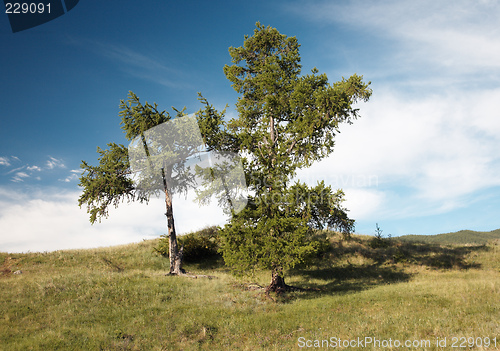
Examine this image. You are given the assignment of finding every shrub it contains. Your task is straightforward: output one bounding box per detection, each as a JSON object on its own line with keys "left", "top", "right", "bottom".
{"left": 369, "top": 223, "right": 392, "bottom": 249}
{"left": 310, "top": 237, "right": 332, "bottom": 258}
{"left": 152, "top": 237, "right": 170, "bottom": 258}
{"left": 153, "top": 226, "right": 221, "bottom": 262}
{"left": 303, "top": 230, "right": 333, "bottom": 262}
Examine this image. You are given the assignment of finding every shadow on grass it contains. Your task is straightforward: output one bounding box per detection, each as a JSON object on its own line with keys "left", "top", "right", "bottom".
{"left": 183, "top": 255, "right": 226, "bottom": 272}
{"left": 289, "top": 263, "right": 411, "bottom": 296}
{"left": 283, "top": 239, "right": 490, "bottom": 300}
{"left": 350, "top": 239, "right": 488, "bottom": 269}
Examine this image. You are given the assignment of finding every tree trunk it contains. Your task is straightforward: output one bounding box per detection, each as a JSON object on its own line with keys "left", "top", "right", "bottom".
{"left": 266, "top": 266, "right": 287, "bottom": 294}
{"left": 162, "top": 167, "right": 185, "bottom": 275}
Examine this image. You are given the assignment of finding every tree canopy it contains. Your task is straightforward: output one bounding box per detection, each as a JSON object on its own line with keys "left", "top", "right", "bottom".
{"left": 78, "top": 23, "right": 372, "bottom": 290}
{"left": 198, "top": 23, "right": 372, "bottom": 292}
{"left": 78, "top": 92, "right": 196, "bottom": 274}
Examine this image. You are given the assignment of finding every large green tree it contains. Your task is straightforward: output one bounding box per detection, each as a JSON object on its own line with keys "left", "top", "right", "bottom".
{"left": 78, "top": 91, "right": 197, "bottom": 275}
{"left": 197, "top": 23, "right": 372, "bottom": 292}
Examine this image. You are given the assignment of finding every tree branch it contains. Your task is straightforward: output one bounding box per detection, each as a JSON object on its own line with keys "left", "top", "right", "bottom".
{"left": 287, "top": 139, "right": 298, "bottom": 154}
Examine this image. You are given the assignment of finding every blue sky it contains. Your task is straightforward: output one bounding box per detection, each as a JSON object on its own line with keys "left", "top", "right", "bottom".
{"left": 1, "top": 0, "right": 500, "bottom": 252}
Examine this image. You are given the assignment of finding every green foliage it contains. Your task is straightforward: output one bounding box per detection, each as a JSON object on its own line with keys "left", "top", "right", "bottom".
{"left": 222, "top": 23, "right": 372, "bottom": 175}
{"left": 78, "top": 143, "right": 141, "bottom": 224}
{"left": 375, "top": 223, "right": 383, "bottom": 240}
{"left": 369, "top": 223, "right": 392, "bottom": 249}
{"left": 196, "top": 94, "right": 236, "bottom": 152}
{"left": 303, "top": 230, "right": 332, "bottom": 261}
{"left": 152, "top": 236, "right": 170, "bottom": 258}
{"left": 119, "top": 91, "right": 171, "bottom": 141}
{"left": 154, "top": 226, "right": 221, "bottom": 262}
{"left": 79, "top": 91, "right": 196, "bottom": 273}
{"left": 198, "top": 23, "right": 371, "bottom": 280}
{"left": 78, "top": 91, "right": 178, "bottom": 224}
{"left": 219, "top": 200, "right": 319, "bottom": 276}
{"left": 287, "top": 181, "right": 355, "bottom": 239}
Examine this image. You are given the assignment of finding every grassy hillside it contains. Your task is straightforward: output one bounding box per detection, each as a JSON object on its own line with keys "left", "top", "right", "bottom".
{"left": 1, "top": 233, "right": 499, "bottom": 350}
{"left": 398, "top": 228, "right": 500, "bottom": 245}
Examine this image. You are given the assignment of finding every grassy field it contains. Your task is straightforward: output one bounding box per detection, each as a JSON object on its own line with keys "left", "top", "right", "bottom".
{"left": 398, "top": 229, "right": 500, "bottom": 245}
{"left": 1, "top": 232, "right": 499, "bottom": 350}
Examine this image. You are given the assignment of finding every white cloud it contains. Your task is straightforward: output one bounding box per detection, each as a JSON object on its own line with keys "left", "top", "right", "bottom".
{"left": 294, "top": 88, "right": 500, "bottom": 221}
{"left": 0, "top": 157, "right": 10, "bottom": 167}
{"left": 288, "top": 0, "right": 500, "bottom": 224}
{"left": 342, "top": 188, "right": 386, "bottom": 220}
{"left": 27, "top": 165, "right": 42, "bottom": 172}
{"left": 2, "top": 157, "right": 74, "bottom": 183}
{"left": 0, "top": 187, "right": 228, "bottom": 253}
{"left": 6, "top": 166, "right": 25, "bottom": 175}
{"left": 11, "top": 172, "right": 30, "bottom": 183}
{"left": 293, "top": 0, "right": 500, "bottom": 87}
{"left": 59, "top": 170, "right": 82, "bottom": 183}
{"left": 60, "top": 175, "right": 78, "bottom": 182}
{"left": 98, "top": 43, "right": 174, "bottom": 74}
{"left": 46, "top": 157, "right": 66, "bottom": 170}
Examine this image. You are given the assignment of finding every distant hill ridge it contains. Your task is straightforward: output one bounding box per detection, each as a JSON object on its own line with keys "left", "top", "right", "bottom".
{"left": 397, "top": 229, "right": 500, "bottom": 245}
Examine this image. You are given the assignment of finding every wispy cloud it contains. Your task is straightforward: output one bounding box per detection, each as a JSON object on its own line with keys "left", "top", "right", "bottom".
{"left": 98, "top": 43, "right": 175, "bottom": 74}
{"left": 46, "top": 157, "right": 65, "bottom": 170}
{"left": 0, "top": 156, "right": 22, "bottom": 168}
{"left": 69, "top": 38, "right": 192, "bottom": 89}
{"left": 1, "top": 156, "right": 69, "bottom": 182}
{"left": 291, "top": 0, "right": 500, "bottom": 86}
{"left": 59, "top": 169, "right": 81, "bottom": 183}
{"left": 0, "top": 157, "right": 10, "bottom": 167}
{"left": 100, "top": 44, "right": 192, "bottom": 89}
{"left": 6, "top": 166, "right": 25, "bottom": 175}
{"left": 11, "top": 172, "right": 30, "bottom": 183}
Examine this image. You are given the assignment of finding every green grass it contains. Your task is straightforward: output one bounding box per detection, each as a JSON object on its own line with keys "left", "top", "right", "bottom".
{"left": 1, "top": 234, "right": 499, "bottom": 350}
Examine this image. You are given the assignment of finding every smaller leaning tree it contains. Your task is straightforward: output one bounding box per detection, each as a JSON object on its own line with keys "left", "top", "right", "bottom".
{"left": 78, "top": 91, "right": 200, "bottom": 275}
{"left": 197, "top": 23, "right": 372, "bottom": 293}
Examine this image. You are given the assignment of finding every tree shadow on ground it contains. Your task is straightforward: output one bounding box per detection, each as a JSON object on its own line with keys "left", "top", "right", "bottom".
{"left": 284, "top": 238, "right": 490, "bottom": 300}
{"left": 289, "top": 263, "right": 411, "bottom": 296}
{"left": 349, "top": 239, "right": 488, "bottom": 269}
{"left": 183, "top": 255, "right": 225, "bottom": 272}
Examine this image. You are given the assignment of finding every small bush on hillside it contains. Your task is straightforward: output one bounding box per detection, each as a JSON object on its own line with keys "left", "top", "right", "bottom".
{"left": 392, "top": 248, "right": 408, "bottom": 263}
{"left": 310, "top": 237, "right": 332, "bottom": 258}
{"left": 152, "top": 238, "right": 170, "bottom": 259}
{"left": 302, "top": 230, "right": 333, "bottom": 263}
{"left": 369, "top": 223, "right": 392, "bottom": 249}
{"left": 153, "top": 226, "right": 221, "bottom": 262}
